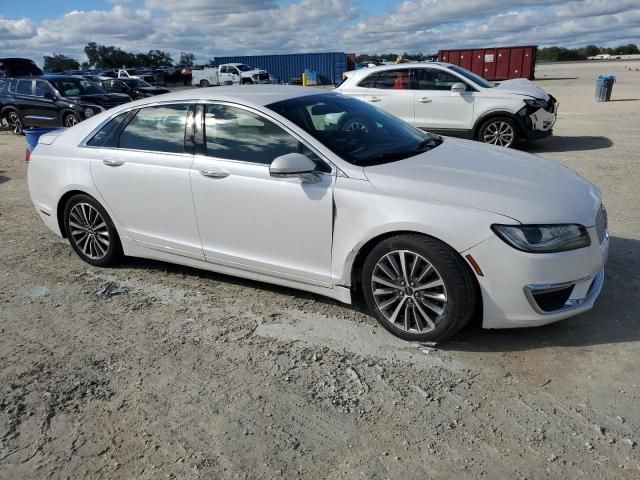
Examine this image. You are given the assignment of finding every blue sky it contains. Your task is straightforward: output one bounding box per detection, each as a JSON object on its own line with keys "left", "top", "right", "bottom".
{"left": 1, "top": 0, "right": 638, "bottom": 65}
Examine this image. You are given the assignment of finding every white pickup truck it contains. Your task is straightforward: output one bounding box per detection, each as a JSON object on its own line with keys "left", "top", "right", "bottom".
{"left": 191, "top": 63, "right": 270, "bottom": 87}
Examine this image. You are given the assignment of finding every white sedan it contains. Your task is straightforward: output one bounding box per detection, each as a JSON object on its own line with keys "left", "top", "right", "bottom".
{"left": 28, "top": 86, "right": 608, "bottom": 342}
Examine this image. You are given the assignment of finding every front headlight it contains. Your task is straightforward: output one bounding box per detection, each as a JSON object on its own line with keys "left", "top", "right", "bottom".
{"left": 491, "top": 224, "right": 591, "bottom": 253}
{"left": 84, "top": 107, "right": 95, "bottom": 118}
{"left": 524, "top": 98, "right": 547, "bottom": 109}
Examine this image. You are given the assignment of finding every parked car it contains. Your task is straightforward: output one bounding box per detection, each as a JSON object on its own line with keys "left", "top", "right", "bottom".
{"left": 0, "top": 75, "right": 131, "bottom": 134}
{"left": 0, "top": 57, "right": 43, "bottom": 78}
{"left": 27, "top": 86, "right": 607, "bottom": 342}
{"left": 335, "top": 62, "right": 558, "bottom": 148}
{"left": 99, "top": 78, "right": 169, "bottom": 99}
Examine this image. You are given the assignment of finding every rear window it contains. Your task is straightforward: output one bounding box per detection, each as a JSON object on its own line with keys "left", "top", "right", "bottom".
{"left": 118, "top": 104, "right": 189, "bottom": 153}
{"left": 86, "top": 112, "right": 131, "bottom": 147}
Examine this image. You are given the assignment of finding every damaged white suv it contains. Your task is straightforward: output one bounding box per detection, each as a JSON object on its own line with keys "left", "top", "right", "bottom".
{"left": 336, "top": 63, "right": 557, "bottom": 148}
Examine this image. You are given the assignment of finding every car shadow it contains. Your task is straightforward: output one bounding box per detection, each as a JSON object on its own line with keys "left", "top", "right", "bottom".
{"left": 608, "top": 98, "right": 640, "bottom": 102}
{"left": 0, "top": 173, "right": 10, "bottom": 186}
{"left": 524, "top": 135, "right": 613, "bottom": 153}
{"left": 446, "top": 236, "right": 640, "bottom": 351}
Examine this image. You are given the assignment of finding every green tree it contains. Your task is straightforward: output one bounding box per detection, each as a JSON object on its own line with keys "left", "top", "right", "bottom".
{"left": 43, "top": 54, "right": 80, "bottom": 72}
{"left": 179, "top": 52, "right": 195, "bottom": 67}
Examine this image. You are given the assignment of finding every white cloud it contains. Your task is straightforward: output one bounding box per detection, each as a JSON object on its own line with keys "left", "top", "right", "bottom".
{"left": 0, "top": 1, "right": 638, "bottom": 65}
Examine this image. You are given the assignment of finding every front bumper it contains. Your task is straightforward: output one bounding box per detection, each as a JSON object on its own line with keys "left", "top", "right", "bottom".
{"left": 464, "top": 225, "right": 608, "bottom": 329}
{"left": 518, "top": 97, "right": 558, "bottom": 141}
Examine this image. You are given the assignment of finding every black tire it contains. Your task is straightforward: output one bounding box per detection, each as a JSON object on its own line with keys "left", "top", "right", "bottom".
{"left": 200, "top": 80, "right": 210, "bottom": 87}
{"left": 63, "top": 194, "right": 123, "bottom": 267}
{"left": 361, "top": 234, "right": 476, "bottom": 342}
{"left": 478, "top": 116, "right": 519, "bottom": 148}
{"left": 338, "top": 115, "right": 374, "bottom": 134}
{"left": 241, "top": 78, "right": 253, "bottom": 85}
{"left": 5, "top": 109, "right": 24, "bottom": 135}
{"left": 63, "top": 113, "right": 80, "bottom": 128}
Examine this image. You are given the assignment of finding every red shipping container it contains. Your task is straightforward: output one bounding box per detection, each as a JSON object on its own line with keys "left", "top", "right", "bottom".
{"left": 438, "top": 45, "right": 537, "bottom": 81}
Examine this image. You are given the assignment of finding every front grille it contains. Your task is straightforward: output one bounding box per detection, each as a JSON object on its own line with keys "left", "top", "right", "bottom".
{"left": 531, "top": 285, "right": 574, "bottom": 312}
{"left": 595, "top": 203, "right": 607, "bottom": 245}
{"left": 258, "top": 73, "right": 269, "bottom": 81}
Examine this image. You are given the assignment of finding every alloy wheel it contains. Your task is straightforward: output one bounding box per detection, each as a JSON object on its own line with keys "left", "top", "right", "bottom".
{"left": 483, "top": 121, "right": 515, "bottom": 147}
{"left": 370, "top": 249, "right": 448, "bottom": 333}
{"left": 8, "top": 112, "right": 23, "bottom": 135}
{"left": 68, "top": 203, "right": 110, "bottom": 260}
{"left": 64, "top": 115, "right": 79, "bottom": 127}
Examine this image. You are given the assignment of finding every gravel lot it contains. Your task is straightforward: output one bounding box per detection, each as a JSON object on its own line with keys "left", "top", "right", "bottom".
{"left": 1, "top": 61, "right": 639, "bottom": 479}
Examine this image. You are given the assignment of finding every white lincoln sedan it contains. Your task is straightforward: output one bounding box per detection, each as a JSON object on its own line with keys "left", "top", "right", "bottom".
{"left": 28, "top": 86, "right": 608, "bottom": 342}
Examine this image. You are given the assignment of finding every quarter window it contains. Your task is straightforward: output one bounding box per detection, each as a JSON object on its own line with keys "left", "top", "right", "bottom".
{"left": 204, "top": 104, "right": 312, "bottom": 165}
{"left": 86, "top": 112, "right": 131, "bottom": 147}
{"left": 414, "top": 69, "right": 465, "bottom": 91}
{"left": 357, "top": 74, "right": 378, "bottom": 88}
{"left": 16, "top": 80, "right": 33, "bottom": 95}
{"left": 119, "top": 104, "right": 189, "bottom": 153}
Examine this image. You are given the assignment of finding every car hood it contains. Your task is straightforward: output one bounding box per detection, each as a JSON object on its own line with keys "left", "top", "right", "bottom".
{"left": 493, "top": 78, "right": 550, "bottom": 101}
{"left": 363, "top": 138, "right": 601, "bottom": 226}
{"left": 136, "top": 86, "right": 170, "bottom": 94}
{"left": 66, "top": 93, "right": 131, "bottom": 107}
{"left": 243, "top": 69, "right": 267, "bottom": 76}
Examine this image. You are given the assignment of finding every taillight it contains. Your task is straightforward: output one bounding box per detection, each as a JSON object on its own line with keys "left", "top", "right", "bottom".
{"left": 26, "top": 147, "right": 31, "bottom": 162}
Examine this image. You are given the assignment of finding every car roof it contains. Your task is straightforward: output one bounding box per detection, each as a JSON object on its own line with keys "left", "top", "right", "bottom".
{"left": 130, "top": 85, "right": 332, "bottom": 108}
{"left": 348, "top": 62, "right": 454, "bottom": 77}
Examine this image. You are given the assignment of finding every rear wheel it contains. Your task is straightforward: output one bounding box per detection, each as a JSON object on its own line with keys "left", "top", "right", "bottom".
{"left": 64, "top": 113, "right": 80, "bottom": 127}
{"left": 199, "top": 80, "right": 210, "bottom": 87}
{"left": 5, "top": 110, "right": 23, "bottom": 135}
{"left": 361, "top": 234, "right": 476, "bottom": 342}
{"left": 479, "top": 116, "right": 519, "bottom": 148}
{"left": 63, "top": 194, "right": 122, "bottom": 267}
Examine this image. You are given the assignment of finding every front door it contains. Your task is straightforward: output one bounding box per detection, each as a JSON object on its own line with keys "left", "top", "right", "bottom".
{"left": 90, "top": 103, "right": 204, "bottom": 259}
{"left": 412, "top": 68, "right": 475, "bottom": 131}
{"left": 363, "top": 68, "right": 415, "bottom": 125}
{"left": 190, "top": 103, "right": 334, "bottom": 286}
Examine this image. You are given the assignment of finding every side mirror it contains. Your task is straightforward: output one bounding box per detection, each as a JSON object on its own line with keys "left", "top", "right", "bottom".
{"left": 270, "top": 153, "right": 316, "bottom": 177}
{"left": 451, "top": 83, "right": 467, "bottom": 94}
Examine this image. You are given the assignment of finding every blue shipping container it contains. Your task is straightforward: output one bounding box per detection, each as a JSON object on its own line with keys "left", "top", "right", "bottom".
{"left": 214, "top": 52, "right": 348, "bottom": 85}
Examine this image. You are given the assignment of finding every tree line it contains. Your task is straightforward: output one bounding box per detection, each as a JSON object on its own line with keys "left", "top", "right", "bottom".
{"left": 43, "top": 42, "right": 198, "bottom": 72}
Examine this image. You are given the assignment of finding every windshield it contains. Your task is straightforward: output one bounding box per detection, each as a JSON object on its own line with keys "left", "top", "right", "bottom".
{"left": 50, "top": 78, "right": 105, "bottom": 96}
{"left": 447, "top": 65, "right": 495, "bottom": 88}
{"left": 236, "top": 64, "right": 253, "bottom": 72}
{"left": 268, "top": 93, "right": 442, "bottom": 167}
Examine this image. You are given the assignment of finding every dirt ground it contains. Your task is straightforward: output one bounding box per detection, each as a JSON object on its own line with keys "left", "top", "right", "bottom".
{"left": 1, "top": 61, "right": 639, "bottom": 479}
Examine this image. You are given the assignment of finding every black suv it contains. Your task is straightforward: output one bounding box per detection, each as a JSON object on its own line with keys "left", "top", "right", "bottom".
{"left": 0, "top": 75, "right": 131, "bottom": 134}
{"left": 0, "top": 58, "right": 42, "bottom": 78}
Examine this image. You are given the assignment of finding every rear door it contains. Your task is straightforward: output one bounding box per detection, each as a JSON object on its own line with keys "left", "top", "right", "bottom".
{"left": 363, "top": 68, "right": 415, "bottom": 125}
{"left": 33, "top": 80, "right": 59, "bottom": 126}
{"left": 412, "top": 67, "right": 475, "bottom": 131}
{"left": 90, "top": 103, "right": 204, "bottom": 259}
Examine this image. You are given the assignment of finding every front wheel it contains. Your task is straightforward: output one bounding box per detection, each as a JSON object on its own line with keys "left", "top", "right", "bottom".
{"left": 361, "top": 234, "right": 476, "bottom": 342}
{"left": 64, "top": 113, "right": 80, "bottom": 127}
{"left": 478, "top": 116, "right": 519, "bottom": 148}
{"left": 63, "top": 194, "right": 123, "bottom": 267}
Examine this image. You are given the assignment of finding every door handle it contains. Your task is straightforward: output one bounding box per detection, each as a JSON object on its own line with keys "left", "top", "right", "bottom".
{"left": 200, "top": 168, "right": 230, "bottom": 179}
{"left": 103, "top": 158, "right": 125, "bottom": 167}
{"left": 418, "top": 97, "right": 432, "bottom": 103}
{"left": 368, "top": 97, "right": 381, "bottom": 102}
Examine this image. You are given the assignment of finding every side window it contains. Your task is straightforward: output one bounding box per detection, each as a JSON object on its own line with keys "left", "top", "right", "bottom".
{"left": 119, "top": 104, "right": 189, "bottom": 153}
{"left": 357, "top": 74, "right": 378, "bottom": 88}
{"left": 205, "top": 104, "right": 302, "bottom": 165}
{"left": 34, "top": 81, "right": 54, "bottom": 98}
{"left": 371, "top": 69, "right": 410, "bottom": 90}
{"left": 86, "top": 111, "right": 131, "bottom": 147}
{"left": 220, "top": 66, "right": 228, "bottom": 74}
{"left": 16, "top": 80, "right": 33, "bottom": 95}
{"left": 414, "top": 69, "right": 466, "bottom": 91}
